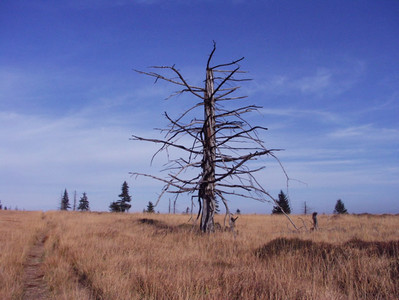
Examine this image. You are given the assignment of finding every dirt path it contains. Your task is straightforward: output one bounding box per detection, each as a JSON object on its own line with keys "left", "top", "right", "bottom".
{"left": 22, "top": 232, "right": 49, "bottom": 300}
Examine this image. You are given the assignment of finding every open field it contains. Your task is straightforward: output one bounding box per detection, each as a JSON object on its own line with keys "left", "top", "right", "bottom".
{"left": 0, "top": 211, "right": 398, "bottom": 299}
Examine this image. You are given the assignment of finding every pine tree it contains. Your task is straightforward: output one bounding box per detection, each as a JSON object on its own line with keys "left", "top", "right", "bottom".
{"left": 272, "top": 190, "right": 291, "bottom": 214}
{"left": 334, "top": 199, "right": 348, "bottom": 214}
{"left": 146, "top": 201, "right": 155, "bottom": 213}
{"left": 60, "top": 189, "right": 70, "bottom": 211}
{"left": 109, "top": 201, "right": 122, "bottom": 212}
{"left": 109, "top": 181, "right": 132, "bottom": 212}
{"left": 78, "top": 192, "right": 90, "bottom": 211}
{"left": 119, "top": 181, "right": 132, "bottom": 212}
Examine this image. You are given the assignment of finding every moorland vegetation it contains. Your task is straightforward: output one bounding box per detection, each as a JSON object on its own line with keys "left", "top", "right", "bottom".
{"left": 0, "top": 210, "right": 398, "bottom": 299}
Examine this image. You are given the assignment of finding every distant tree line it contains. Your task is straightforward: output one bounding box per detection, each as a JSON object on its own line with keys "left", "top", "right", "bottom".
{"left": 58, "top": 181, "right": 135, "bottom": 213}
{"left": 53, "top": 183, "right": 350, "bottom": 215}
{"left": 0, "top": 200, "right": 21, "bottom": 211}
{"left": 60, "top": 189, "right": 90, "bottom": 211}
{"left": 269, "top": 191, "right": 349, "bottom": 215}
{"left": 4, "top": 186, "right": 350, "bottom": 215}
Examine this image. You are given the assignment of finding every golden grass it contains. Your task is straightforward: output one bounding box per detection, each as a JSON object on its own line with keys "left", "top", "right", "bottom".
{"left": 0, "top": 210, "right": 47, "bottom": 299}
{"left": 1, "top": 211, "right": 398, "bottom": 299}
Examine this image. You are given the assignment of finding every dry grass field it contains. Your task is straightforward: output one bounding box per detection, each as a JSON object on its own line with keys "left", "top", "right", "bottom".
{"left": 0, "top": 210, "right": 398, "bottom": 299}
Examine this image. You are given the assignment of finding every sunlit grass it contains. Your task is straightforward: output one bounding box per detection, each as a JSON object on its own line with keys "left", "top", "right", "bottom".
{"left": 1, "top": 211, "right": 398, "bottom": 299}
{"left": 0, "top": 210, "right": 46, "bottom": 299}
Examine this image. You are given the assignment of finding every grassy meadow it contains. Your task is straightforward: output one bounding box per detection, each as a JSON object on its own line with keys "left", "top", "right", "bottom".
{"left": 0, "top": 210, "right": 398, "bottom": 299}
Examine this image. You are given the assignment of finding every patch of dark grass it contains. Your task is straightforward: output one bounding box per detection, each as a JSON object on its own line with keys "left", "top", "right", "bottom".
{"left": 255, "top": 237, "right": 399, "bottom": 299}
{"left": 137, "top": 218, "right": 198, "bottom": 234}
{"left": 343, "top": 238, "right": 399, "bottom": 257}
{"left": 139, "top": 218, "right": 170, "bottom": 228}
{"left": 255, "top": 237, "right": 399, "bottom": 260}
{"left": 72, "top": 264, "right": 104, "bottom": 300}
{"left": 255, "top": 237, "right": 345, "bottom": 261}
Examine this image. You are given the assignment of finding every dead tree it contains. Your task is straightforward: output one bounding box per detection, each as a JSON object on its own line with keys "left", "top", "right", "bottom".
{"left": 230, "top": 216, "right": 238, "bottom": 231}
{"left": 131, "top": 43, "right": 297, "bottom": 233}
{"left": 312, "top": 212, "right": 318, "bottom": 231}
{"left": 73, "top": 190, "right": 77, "bottom": 211}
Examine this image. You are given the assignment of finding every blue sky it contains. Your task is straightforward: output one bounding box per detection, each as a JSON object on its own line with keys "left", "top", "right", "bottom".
{"left": 1, "top": 0, "right": 398, "bottom": 214}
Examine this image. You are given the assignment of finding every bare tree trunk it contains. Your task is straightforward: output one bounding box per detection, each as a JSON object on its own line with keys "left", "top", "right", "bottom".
{"left": 200, "top": 68, "right": 217, "bottom": 232}
{"left": 73, "top": 190, "right": 77, "bottom": 211}
{"left": 312, "top": 212, "right": 318, "bottom": 230}
{"left": 173, "top": 198, "right": 176, "bottom": 214}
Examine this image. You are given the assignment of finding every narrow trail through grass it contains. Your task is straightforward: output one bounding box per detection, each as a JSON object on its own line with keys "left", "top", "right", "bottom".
{"left": 22, "top": 230, "right": 49, "bottom": 300}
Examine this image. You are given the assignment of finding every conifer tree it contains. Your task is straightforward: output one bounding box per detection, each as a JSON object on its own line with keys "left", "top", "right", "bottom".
{"left": 272, "top": 190, "right": 291, "bottom": 214}
{"left": 78, "top": 192, "right": 90, "bottom": 211}
{"left": 146, "top": 201, "right": 155, "bottom": 213}
{"left": 109, "top": 201, "right": 122, "bottom": 212}
{"left": 109, "top": 181, "right": 132, "bottom": 212}
{"left": 119, "top": 181, "right": 132, "bottom": 212}
{"left": 60, "top": 189, "right": 70, "bottom": 211}
{"left": 333, "top": 199, "right": 348, "bottom": 214}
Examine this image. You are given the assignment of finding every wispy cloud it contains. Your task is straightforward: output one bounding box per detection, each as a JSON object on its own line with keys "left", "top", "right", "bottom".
{"left": 247, "top": 58, "right": 365, "bottom": 98}
{"left": 259, "top": 107, "right": 341, "bottom": 123}
{"left": 0, "top": 109, "right": 163, "bottom": 210}
{"left": 329, "top": 124, "right": 399, "bottom": 141}
{"left": 246, "top": 70, "right": 332, "bottom": 96}
{"left": 293, "top": 69, "right": 332, "bottom": 94}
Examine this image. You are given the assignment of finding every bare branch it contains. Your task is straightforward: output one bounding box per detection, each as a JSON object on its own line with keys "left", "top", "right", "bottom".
{"left": 206, "top": 41, "right": 217, "bottom": 69}
{"left": 130, "top": 135, "right": 202, "bottom": 155}
{"left": 134, "top": 68, "right": 204, "bottom": 99}
{"left": 211, "top": 57, "right": 245, "bottom": 70}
